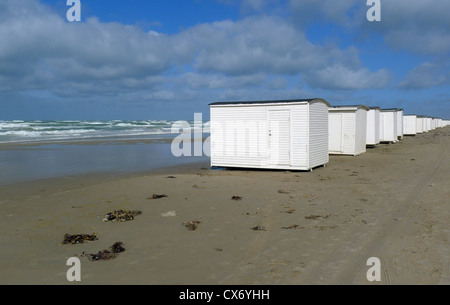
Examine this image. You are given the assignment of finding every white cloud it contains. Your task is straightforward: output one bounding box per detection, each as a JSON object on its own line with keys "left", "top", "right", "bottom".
{"left": 366, "top": 0, "right": 450, "bottom": 55}
{"left": 181, "top": 17, "right": 321, "bottom": 75}
{"left": 0, "top": 1, "right": 174, "bottom": 89}
{"left": 176, "top": 16, "right": 388, "bottom": 90}
{"left": 0, "top": 0, "right": 398, "bottom": 111}
{"left": 288, "top": 0, "right": 362, "bottom": 27}
{"left": 305, "top": 64, "right": 391, "bottom": 90}
{"left": 286, "top": 0, "right": 450, "bottom": 55}
{"left": 177, "top": 72, "right": 268, "bottom": 90}
{"left": 399, "top": 62, "right": 449, "bottom": 89}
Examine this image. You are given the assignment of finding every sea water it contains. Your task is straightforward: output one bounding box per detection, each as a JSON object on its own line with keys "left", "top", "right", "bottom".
{"left": 0, "top": 120, "right": 210, "bottom": 185}
{"left": 0, "top": 120, "right": 198, "bottom": 143}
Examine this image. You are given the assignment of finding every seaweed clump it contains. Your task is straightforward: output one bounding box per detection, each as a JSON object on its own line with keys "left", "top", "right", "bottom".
{"left": 251, "top": 225, "right": 266, "bottom": 231}
{"left": 103, "top": 210, "right": 142, "bottom": 222}
{"left": 63, "top": 233, "right": 98, "bottom": 244}
{"left": 81, "top": 242, "right": 126, "bottom": 261}
{"left": 183, "top": 220, "right": 201, "bottom": 231}
{"left": 147, "top": 194, "right": 168, "bottom": 200}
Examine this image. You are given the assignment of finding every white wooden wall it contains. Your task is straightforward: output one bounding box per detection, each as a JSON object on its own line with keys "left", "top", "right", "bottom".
{"left": 309, "top": 101, "right": 329, "bottom": 168}
{"left": 210, "top": 102, "right": 328, "bottom": 170}
{"left": 366, "top": 109, "right": 380, "bottom": 146}
{"left": 403, "top": 115, "right": 417, "bottom": 135}
{"left": 380, "top": 111, "right": 398, "bottom": 142}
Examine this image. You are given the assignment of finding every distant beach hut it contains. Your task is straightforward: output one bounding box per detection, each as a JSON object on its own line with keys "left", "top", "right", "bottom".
{"left": 379, "top": 109, "right": 398, "bottom": 143}
{"left": 416, "top": 116, "right": 424, "bottom": 134}
{"left": 328, "top": 105, "right": 369, "bottom": 156}
{"left": 421, "top": 116, "right": 427, "bottom": 132}
{"left": 431, "top": 118, "right": 439, "bottom": 130}
{"left": 425, "top": 117, "right": 431, "bottom": 132}
{"left": 403, "top": 115, "right": 417, "bottom": 136}
{"left": 209, "top": 98, "right": 330, "bottom": 171}
{"left": 366, "top": 107, "right": 381, "bottom": 147}
{"left": 396, "top": 108, "right": 404, "bottom": 140}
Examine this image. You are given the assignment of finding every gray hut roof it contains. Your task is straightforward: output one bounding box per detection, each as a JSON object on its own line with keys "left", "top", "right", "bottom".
{"left": 209, "top": 98, "right": 330, "bottom": 107}
{"left": 381, "top": 108, "right": 404, "bottom": 111}
{"left": 329, "top": 105, "right": 370, "bottom": 111}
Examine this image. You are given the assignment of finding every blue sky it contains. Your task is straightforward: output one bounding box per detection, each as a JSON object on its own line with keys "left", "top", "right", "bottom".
{"left": 0, "top": 0, "right": 449, "bottom": 120}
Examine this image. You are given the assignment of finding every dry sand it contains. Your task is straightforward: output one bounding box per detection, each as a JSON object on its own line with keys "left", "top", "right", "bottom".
{"left": 0, "top": 127, "right": 449, "bottom": 285}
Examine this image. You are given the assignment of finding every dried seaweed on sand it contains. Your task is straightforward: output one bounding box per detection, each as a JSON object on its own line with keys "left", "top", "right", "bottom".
{"left": 304, "top": 214, "right": 330, "bottom": 220}
{"left": 81, "top": 242, "right": 125, "bottom": 261}
{"left": 63, "top": 233, "right": 98, "bottom": 244}
{"left": 147, "top": 194, "right": 168, "bottom": 200}
{"left": 251, "top": 225, "right": 266, "bottom": 231}
{"left": 281, "top": 225, "right": 300, "bottom": 230}
{"left": 102, "top": 210, "right": 142, "bottom": 222}
{"left": 183, "top": 220, "right": 201, "bottom": 231}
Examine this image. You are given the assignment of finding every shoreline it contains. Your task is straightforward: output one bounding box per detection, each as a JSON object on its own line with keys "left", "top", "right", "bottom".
{"left": 0, "top": 133, "right": 209, "bottom": 149}
{"left": 0, "top": 159, "right": 211, "bottom": 199}
{"left": 0, "top": 127, "right": 448, "bottom": 284}
{"left": 0, "top": 135, "right": 210, "bottom": 186}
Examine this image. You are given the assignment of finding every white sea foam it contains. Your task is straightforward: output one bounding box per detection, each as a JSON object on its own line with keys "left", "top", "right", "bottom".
{"left": 0, "top": 120, "right": 203, "bottom": 143}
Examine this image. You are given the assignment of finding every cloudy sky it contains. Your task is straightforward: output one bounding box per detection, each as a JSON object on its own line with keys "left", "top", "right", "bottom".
{"left": 1, "top": 0, "right": 449, "bottom": 120}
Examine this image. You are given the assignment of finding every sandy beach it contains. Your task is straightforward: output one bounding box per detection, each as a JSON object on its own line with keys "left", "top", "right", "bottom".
{"left": 0, "top": 127, "right": 448, "bottom": 285}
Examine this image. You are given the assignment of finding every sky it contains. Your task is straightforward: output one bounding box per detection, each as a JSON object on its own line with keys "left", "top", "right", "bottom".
{"left": 0, "top": 0, "right": 449, "bottom": 120}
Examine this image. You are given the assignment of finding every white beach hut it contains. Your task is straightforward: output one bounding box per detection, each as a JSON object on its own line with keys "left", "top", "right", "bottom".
{"left": 209, "top": 98, "right": 330, "bottom": 171}
{"left": 403, "top": 115, "right": 417, "bottom": 136}
{"left": 379, "top": 109, "right": 398, "bottom": 143}
{"left": 416, "top": 116, "right": 424, "bottom": 134}
{"left": 328, "top": 105, "right": 369, "bottom": 156}
{"left": 425, "top": 117, "right": 431, "bottom": 132}
{"left": 422, "top": 116, "right": 427, "bottom": 132}
{"left": 366, "top": 107, "right": 381, "bottom": 147}
{"left": 396, "top": 108, "right": 404, "bottom": 140}
{"left": 432, "top": 118, "right": 438, "bottom": 130}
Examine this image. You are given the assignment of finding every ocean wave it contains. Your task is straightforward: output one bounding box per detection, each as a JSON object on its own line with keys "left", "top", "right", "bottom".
{"left": 0, "top": 129, "right": 97, "bottom": 137}
{"left": 0, "top": 120, "right": 208, "bottom": 143}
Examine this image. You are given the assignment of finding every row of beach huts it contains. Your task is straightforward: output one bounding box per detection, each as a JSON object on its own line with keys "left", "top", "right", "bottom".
{"left": 208, "top": 98, "right": 449, "bottom": 171}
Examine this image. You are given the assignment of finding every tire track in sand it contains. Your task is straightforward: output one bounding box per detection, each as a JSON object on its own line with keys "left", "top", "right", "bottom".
{"left": 219, "top": 197, "right": 276, "bottom": 284}
{"left": 290, "top": 132, "right": 448, "bottom": 284}
{"left": 333, "top": 136, "right": 448, "bottom": 284}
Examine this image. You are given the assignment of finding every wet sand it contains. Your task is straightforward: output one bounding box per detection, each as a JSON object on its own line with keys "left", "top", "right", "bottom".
{"left": 0, "top": 136, "right": 209, "bottom": 186}
{"left": 0, "top": 127, "right": 449, "bottom": 285}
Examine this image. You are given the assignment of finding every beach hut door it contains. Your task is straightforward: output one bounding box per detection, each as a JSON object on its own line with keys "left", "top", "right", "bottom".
{"left": 268, "top": 109, "right": 290, "bottom": 166}
{"left": 329, "top": 113, "right": 343, "bottom": 153}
